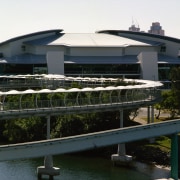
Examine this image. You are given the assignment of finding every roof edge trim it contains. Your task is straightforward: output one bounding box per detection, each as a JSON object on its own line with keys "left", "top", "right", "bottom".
{"left": 97, "top": 30, "right": 180, "bottom": 43}
{"left": 0, "top": 29, "right": 63, "bottom": 46}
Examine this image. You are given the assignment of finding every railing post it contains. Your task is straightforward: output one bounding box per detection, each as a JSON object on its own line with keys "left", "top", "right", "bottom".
{"left": 147, "top": 106, "right": 150, "bottom": 124}
{"left": 171, "top": 133, "right": 179, "bottom": 180}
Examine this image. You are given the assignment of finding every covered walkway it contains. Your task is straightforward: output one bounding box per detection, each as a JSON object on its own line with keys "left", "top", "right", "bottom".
{"left": 0, "top": 76, "right": 162, "bottom": 119}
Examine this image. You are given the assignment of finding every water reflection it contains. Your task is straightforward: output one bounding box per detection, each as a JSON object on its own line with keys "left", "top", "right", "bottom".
{"left": 0, "top": 155, "right": 170, "bottom": 180}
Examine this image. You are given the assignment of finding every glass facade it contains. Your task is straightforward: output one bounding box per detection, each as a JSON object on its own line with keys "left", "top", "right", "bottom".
{"left": 158, "top": 64, "right": 180, "bottom": 81}
{"left": 0, "top": 64, "right": 47, "bottom": 75}
{"left": 0, "top": 63, "right": 140, "bottom": 77}
{"left": 158, "top": 64, "right": 180, "bottom": 89}
{"left": 1, "top": 63, "right": 179, "bottom": 83}
{"left": 64, "top": 64, "right": 140, "bottom": 78}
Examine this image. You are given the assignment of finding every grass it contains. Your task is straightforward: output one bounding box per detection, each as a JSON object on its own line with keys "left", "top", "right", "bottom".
{"left": 137, "top": 116, "right": 172, "bottom": 153}
{"left": 150, "top": 136, "right": 171, "bottom": 152}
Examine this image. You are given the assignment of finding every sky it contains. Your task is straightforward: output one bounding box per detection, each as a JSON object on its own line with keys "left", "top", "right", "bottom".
{"left": 0, "top": 0, "right": 180, "bottom": 42}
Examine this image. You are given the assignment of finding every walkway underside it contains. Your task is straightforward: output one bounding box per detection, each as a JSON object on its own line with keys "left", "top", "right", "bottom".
{"left": 0, "top": 119, "right": 180, "bottom": 162}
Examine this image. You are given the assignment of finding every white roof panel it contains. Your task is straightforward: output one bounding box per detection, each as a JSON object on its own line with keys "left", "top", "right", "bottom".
{"left": 46, "top": 33, "right": 152, "bottom": 47}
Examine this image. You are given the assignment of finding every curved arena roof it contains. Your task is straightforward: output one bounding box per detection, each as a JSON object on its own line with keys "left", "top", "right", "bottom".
{"left": 24, "top": 33, "right": 155, "bottom": 47}
{"left": 0, "top": 29, "right": 63, "bottom": 46}
{"left": 97, "top": 30, "right": 180, "bottom": 43}
{"left": 0, "top": 29, "right": 164, "bottom": 47}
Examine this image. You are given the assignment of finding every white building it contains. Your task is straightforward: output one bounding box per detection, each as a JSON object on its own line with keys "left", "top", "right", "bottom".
{"left": 0, "top": 29, "right": 179, "bottom": 84}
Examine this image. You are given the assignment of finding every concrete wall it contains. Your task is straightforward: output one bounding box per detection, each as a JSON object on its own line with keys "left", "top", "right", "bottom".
{"left": 125, "top": 46, "right": 157, "bottom": 55}
{"left": 46, "top": 51, "right": 64, "bottom": 75}
{"left": 0, "top": 44, "right": 11, "bottom": 57}
{"left": 25, "top": 44, "right": 37, "bottom": 54}
{"left": 26, "top": 45, "right": 66, "bottom": 56}
{"left": 118, "top": 32, "right": 180, "bottom": 58}
{"left": 10, "top": 41, "right": 26, "bottom": 56}
{"left": 1, "top": 31, "right": 58, "bottom": 57}
{"left": 164, "top": 41, "right": 180, "bottom": 57}
{"left": 138, "top": 52, "right": 158, "bottom": 81}
{"left": 69, "top": 47, "right": 123, "bottom": 56}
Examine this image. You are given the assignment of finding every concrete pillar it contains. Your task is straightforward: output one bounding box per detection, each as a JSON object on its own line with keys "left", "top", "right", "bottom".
{"left": 151, "top": 105, "right": 154, "bottom": 123}
{"left": 117, "top": 109, "right": 125, "bottom": 155}
{"left": 46, "top": 51, "right": 64, "bottom": 75}
{"left": 111, "top": 109, "right": 132, "bottom": 166}
{"left": 149, "top": 106, "right": 155, "bottom": 143}
{"left": 171, "top": 134, "right": 179, "bottom": 180}
{"left": 137, "top": 52, "right": 158, "bottom": 81}
{"left": 47, "top": 115, "right": 50, "bottom": 139}
{"left": 37, "top": 116, "right": 60, "bottom": 179}
{"left": 147, "top": 105, "right": 154, "bottom": 124}
{"left": 120, "top": 109, "right": 123, "bottom": 128}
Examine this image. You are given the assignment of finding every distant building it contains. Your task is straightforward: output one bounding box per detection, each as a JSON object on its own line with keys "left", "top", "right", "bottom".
{"left": 129, "top": 24, "right": 140, "bottom": 32}
{"left": 148, "top": 22, "right": 165, "bottom": 36}
{"left": 129, "top": 19, "right": 140, "bottom": 32}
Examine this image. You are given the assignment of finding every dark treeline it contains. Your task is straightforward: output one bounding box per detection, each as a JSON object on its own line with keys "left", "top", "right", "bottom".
{"left": 0, "top": 110, "right": 133, "bottom": 144}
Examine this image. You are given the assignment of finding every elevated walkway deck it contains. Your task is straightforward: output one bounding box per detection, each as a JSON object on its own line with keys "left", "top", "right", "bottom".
{"left": 0, "top": 119, "right": 179, "bottom": 161}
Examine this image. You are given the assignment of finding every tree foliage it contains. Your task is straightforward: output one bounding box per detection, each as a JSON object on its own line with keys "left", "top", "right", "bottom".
{"left": 155, "top": 66, "right": 180, "bottom": 119}
{"left": 3, "top": 117, "right": 46, "bottom": 143}
{"left": 170, "top": 66, "right": 180, "bottom": 110}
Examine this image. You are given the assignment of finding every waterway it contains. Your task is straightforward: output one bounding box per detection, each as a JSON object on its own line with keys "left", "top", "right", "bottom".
{"left": 0, "top": 155, "right": 170, "bottom": 180}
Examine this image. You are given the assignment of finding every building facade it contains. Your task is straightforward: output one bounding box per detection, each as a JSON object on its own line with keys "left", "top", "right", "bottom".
{"left": 0, "top": 29, "right": 179, "bottom": 85}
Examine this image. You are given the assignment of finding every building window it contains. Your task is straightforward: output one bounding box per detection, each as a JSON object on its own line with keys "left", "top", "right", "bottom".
{"left": 122, "top": 48, "right": 125, "bottom": 55}
{"left": 0, "top": 53, "right": 3, "bottom": 58}
{"left": 178, "top": 49, "right": 180, "bottom": 58}
{"left": 21, "top": 45, "right": 26, "bottom": 52}
{"left": 160, "top": 46, "right": 166, "bottom": 52}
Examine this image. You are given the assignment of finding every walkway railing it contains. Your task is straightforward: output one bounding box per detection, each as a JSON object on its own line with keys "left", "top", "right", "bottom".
{"left": 1, "top": 92, "right": 160, "bottom": 111}
{"left": 0, "top": 90, "right": 161, "bottom": 121}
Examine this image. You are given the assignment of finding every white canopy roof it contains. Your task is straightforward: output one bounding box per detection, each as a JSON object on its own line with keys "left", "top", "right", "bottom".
{"left": 0, "top": 75, "right": 163, "bottom": 96}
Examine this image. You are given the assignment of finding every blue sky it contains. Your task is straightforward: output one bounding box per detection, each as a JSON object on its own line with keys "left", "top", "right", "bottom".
{"left": 0, "top": 0, "right": 180, "bottom": 42}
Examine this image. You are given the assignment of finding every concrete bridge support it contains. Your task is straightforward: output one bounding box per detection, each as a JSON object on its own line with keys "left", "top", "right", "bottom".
{"left": 111, "top": 109, "right": 132, "bottom": 166}
{"left": 37, "top": 116, "right": 60, "bottom": 179}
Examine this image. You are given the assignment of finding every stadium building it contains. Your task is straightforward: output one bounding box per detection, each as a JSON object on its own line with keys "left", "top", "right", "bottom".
{"left": 0, "top": 29, "right": 180, "bottom": 84}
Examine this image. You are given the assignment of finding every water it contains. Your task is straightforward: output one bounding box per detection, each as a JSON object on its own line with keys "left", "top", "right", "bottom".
{"left": 0, "top": 155, "right": 170, "bottom": 180}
